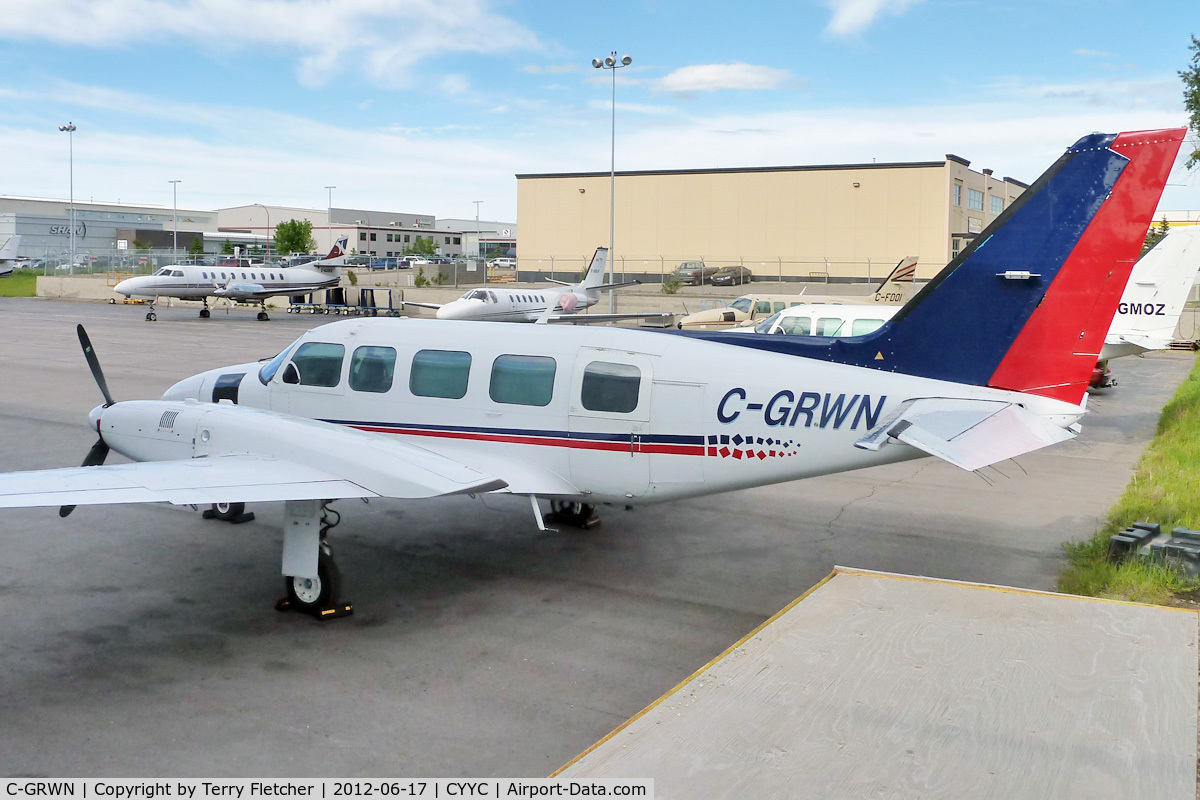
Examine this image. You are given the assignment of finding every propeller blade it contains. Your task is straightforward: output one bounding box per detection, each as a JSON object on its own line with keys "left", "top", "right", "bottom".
{"left": 59, "top": 437, "right": 110, "bottom": 517}
{"left": 76, "top": 325, "right": 115, "bottom": 407}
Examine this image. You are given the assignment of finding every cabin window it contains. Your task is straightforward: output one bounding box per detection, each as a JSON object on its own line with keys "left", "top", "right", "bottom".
{"left": 773, "top": 302, "right": 786, "bottom": 313}
{"left": 581, "top": 361, "right": 641, "bottom": 413}
{"left": 778, "top": 316, "right": 812, "bottom": 336}
{"left": 851, "top": 318, "right": 885, "bottom": 336}
{"left": 220, "top": 272, "right": 227, "bottom": 279}
{"left": 287, "top": 342, "right": 345, "bottom": 387}
{"left": 816, "top": 317, "right": 844, "bottom": 336}
{"left": 201, "top": 272, "right": 208, "bottom": 279}
{"left": 755, "top": 300, "right": 772, "bottom": 314}
{"left": 349, "top": 346, "right": 396, "bottom": 394}
{"left": 171, "top": 270, "right": 184, "bottom": 277}
{"left": 490, "top": 355, "right": 556, "bottom": 407}
{"left": 410, "top": 349, "right": 471, "bottom": 399}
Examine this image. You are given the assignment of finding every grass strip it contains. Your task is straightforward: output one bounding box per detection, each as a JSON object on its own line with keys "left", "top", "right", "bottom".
{"left": 0, "top": 270, "right": 40, "bottom": 297}
{"left": 1059, "top": 353, "right": 1200, "bottom": 603}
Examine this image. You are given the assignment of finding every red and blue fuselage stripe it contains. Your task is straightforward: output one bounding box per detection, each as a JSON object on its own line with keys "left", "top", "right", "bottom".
{"left": 322, "top": 419, "right": 708, "bottom": 456}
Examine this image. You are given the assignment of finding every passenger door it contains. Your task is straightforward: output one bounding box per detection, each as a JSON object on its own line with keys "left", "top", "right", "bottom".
{"left": 567, "top": 349, "right": 652, "bottom": 498}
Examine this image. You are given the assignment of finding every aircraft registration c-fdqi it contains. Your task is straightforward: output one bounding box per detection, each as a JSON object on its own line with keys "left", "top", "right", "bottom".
{"left": 0, "top": 128, "right": 1185, "bottom": 618}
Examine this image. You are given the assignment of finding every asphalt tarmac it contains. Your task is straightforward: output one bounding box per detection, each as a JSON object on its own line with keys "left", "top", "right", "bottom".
{"left": 0, "top": 297, "right": 1193, "bottom": 778}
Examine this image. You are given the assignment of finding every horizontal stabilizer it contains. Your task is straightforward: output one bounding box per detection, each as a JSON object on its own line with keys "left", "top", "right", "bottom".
{"left": 855, "top": 397, "right": 1075, "bottom": 472}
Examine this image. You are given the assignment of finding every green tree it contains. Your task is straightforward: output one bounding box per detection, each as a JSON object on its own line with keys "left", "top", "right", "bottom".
{"left": 221, "top": 238, "right": 234, "bottom": 255}
{"left": 274, "top": 219, "right": 316, "bottom": 255}
{"left": 1183, "top": 35, "right": 1200, "bottom": 169}
{"left": 403, "top": 236, "right": 438, "bottom": 257}
{"left": 1143, "top": 216, "right": 1170, "bottom": 255}
{"left": 188, "top": 235, "right": 205, "bottom": 256}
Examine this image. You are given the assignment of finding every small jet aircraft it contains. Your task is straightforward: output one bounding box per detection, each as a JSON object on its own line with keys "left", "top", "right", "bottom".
{"left": 0, "top": 234, "right": 21, "bottom": 278}
{"left": 401, "top": 247, "right": 671, "bottom": 324}
{"left": 743, "top": 224, "right": 1200, "bottom": 386}
{"left": 113, "top": 236, "right": 349, "bottom": 321}
{"left": 0, "top": 127, "right": 1183, "bottom": 618}
{"left": 676, "top": 255, "right": 919, "bottom": 330}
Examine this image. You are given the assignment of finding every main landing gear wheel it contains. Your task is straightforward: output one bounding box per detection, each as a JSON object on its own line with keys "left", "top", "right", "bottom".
{"left": 285, "top": 544, "right": 341, "bottom": 612}
{"left": 546, "top": 500, "right": 600, "bottom": 529}
{"left": 257, "top": 311, "right": 269, "bottom": 321}
{"left": 202, "top": 501, "right": 255, "bottom": 523}
{"left": 199, "top": 308, "right": 210, "bottom": 318}
{"left": 145, "top": 311, "right": 157, "bottom": 322}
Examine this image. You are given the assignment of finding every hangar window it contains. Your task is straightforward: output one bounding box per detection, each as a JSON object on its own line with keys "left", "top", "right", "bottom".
{"left": 410, "top": 349, "right": 471, "bottom": 399}
{"left": 581, "top": 361, "right": 641, "bottom": 413}
{"left": 359, "top": 232, "right": 366, "bottom": 241}
{"left": 285, "top": 342, "right": 345, "bottom": 388}
{"left": 952, "top": 182, "right": 962, "bottom": 207}
{"left": 370, "top": 233, "right": 376, "bottom": 241}
{"left": 404, "top": 235, "right": 410, "bottom": 243}
{"left": 445, "top": 237, "right": 450, "bottom": 245}
{"left": 386, "top": 233, "right": 394, "bottom": 242}
{"left": 350, "top": 346, "right": 396, "bottom": 394}
{"left": 968, "top": 188, "right": 984, "bottom": 212}
{"left": 991, "top": 196, "right": 1004, "bottom": 215}
{"left": 490, "top": 355, "right": 556, "bottom": 407}
{"left": 851, "top": 318, "right": 885, "bottom": 336}
{"left": 453, "top": 237, "right": 461, "bottom": 245}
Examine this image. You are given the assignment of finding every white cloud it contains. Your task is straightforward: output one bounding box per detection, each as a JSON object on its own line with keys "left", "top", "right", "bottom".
{"left": 823, "top": 0, "right": 923, "bottom": 36}
{"left": 440, "top": 75, "right": 470, "bottom": 95}
{"left": 523, "top": 64, "right": 580, "bottom": 75}
{"left": 0, "top": 0, "right": 540, "bottom": 88}
{"left": 655, "top": 63, "right": 791, "bottom": 94}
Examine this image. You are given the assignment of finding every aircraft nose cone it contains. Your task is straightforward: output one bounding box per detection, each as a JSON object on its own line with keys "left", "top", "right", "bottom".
{"left": 113, "top": 278, "right": 133, "bottom": 296}
{"left": 435, "top": 304, "right": 460, "bottom": 320}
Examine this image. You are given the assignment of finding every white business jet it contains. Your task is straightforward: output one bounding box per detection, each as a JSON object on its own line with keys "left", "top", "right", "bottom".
{"left": 402, "top": 247, "right": 670, "bottom": 324}
{"left": 113, "top": 236, "right": 349, "bottom": 321}
{"left": 744, "top": 224, "right": 1200, "bottom": 386}
{"left": 0, "top": 127, "right": 1184, "bottom": 619}
{"left": 0, "top": 234, "right": 20, "bottom": 278}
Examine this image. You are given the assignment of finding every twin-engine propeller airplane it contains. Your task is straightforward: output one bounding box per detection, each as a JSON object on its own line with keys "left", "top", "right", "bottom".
{"left": 401, "top": 247, "right": 671, "bottom": 324}
{"left": 113, "top": 236, "right": 349, "bottom": 322}
{"left": 0, "top": 127, "right": 1184, "bottom": 619}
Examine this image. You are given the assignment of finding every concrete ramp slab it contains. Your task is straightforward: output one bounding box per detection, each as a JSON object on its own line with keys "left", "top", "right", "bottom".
{"left": 557, "top": 568, "right": 1198, "bottom": 799}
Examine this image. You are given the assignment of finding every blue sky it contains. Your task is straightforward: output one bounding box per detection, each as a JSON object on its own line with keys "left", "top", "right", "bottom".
{"left": 0, "top": 0, "right": 1196, "bottom": 221}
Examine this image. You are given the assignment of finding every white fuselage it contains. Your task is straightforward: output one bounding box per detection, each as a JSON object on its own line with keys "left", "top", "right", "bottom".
{"left": 435, "top": 287, "right": 595, "bottom": 321}
{"left": 157, "top": 317, "right": 1084, "bottom": 506}
{"left": 113, "top": 263, "right": 339, "bottom": 302}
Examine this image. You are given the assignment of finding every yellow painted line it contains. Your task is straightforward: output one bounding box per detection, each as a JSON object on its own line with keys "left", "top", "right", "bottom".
{"left": 834, "top": 566, "right": 1200, "bottom": 615}
{"left": 549, "top": 569, "right": 840, "bottom": 778}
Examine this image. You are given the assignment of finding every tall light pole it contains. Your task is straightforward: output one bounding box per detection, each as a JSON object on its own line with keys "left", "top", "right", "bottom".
{"left": 592, "top": 52, "right": 631, "bottom": 312}
{"left": 473, "top": 200, "right": 483, "bottom": 285}
{"left": 168, "top": 179, "right": 181, "bottom": 263}
{"left": 58, "top": 122, "right": 76, "bottom": 274}
{"left": 253, "top": 202, "right": 270, "bottom": 261}
{"left": 324, "top": 185, "right": 336, "bottom": 251}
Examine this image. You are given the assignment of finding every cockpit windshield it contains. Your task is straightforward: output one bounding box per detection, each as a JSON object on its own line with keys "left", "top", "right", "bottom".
{"left": 258, "top": 337, "right": 302, "bottom": 385}
{"left": 154, "top": 268, "right": 172, "bottom": 276}
{"left": 730, "top": 297, "right": 753, "bottom": 314}
{"left": 461, "top": 289, "right": 490, "bottom": 302}
{"left": 754, "top": 312, "right": 781, "bottom": 333}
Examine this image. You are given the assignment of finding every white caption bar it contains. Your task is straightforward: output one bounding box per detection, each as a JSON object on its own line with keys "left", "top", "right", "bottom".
{"left": 1, "top": 781, "right": 654, "bottom": 800}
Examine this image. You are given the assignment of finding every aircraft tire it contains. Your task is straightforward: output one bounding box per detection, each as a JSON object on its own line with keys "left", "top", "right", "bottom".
{"left": 213, "top": 501, "right": 245, "bottom": 521}
{"left": 199, "top": 309, "right": 210, "bottom": 318}
{"left": 285, "top": 546, "right": 340, "bottom": 612}
{"left": 146, "top": 312, "right": 157, "bottom": 322}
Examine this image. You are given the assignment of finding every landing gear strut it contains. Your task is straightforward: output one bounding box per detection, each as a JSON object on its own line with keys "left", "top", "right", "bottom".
{"left": 545, "top": 500, "right": 601, "bottom": 529}
{"left": 199, "top": 298, "right": 211, "bottom": 319}
{"left": 276, "top": 501, "right": 353, "bottom": 619}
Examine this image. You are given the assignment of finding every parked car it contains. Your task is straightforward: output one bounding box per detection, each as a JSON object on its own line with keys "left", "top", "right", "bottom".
{"left": 488, "top": 257, "right": 516, "bottom": 269}
{"left": 672, "top": 260, "right": 719, "bottom": 285}
{"left": 710, "top": 265, "right": 753, "bottom": 286}
{"left": 345, "top": 255, "right": 373, "bottom": 267}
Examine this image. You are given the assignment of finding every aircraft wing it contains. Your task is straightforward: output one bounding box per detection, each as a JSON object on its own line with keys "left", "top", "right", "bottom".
{"left": 398, "top": 300, "right": 444, "bottom": 310}
{"left": 855, "top": 397, "right": 1075, "bottom": 472}
{"left": 0, "top": 437, "right": 507, "bottom": 510}
{"left": 225, "top": 283, "right": 340, "bottom": 301}
{"left": 547, "top": 311, "right": 676, "bottom": 325}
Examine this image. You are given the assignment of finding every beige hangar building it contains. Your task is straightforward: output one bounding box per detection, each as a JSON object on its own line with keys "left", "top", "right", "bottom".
{"left": 516, "top": 155, "right": 1027, "bottom": 283}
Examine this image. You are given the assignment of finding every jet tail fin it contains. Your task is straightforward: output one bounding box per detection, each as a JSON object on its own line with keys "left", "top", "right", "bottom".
{"left": 871, "top": 255, "right": 917, "bottom": 303}
{"left": 577, "top": 247, "right": 609, "bottom": 290}
{"left": 0, "top": 235, "right": 21, "bottom": 262}
{"left": 1104, "top": 226, "right": 1200, "bottom": 356}
{"left": 314, "top": 235, "right": 349, "bottom": 270}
